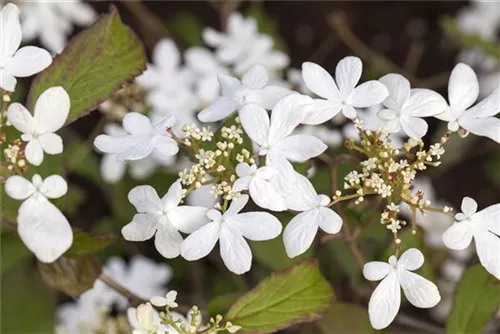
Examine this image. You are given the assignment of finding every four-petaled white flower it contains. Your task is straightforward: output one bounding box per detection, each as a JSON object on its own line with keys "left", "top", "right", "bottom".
{"left": 377, "top": 73, "right": 447, "bottom": 139}
{"left": 7, "top": 86, "right": 69, "bottom": 166}
{"left": 239, "top": 94, "right": 327, "bottom": 195}
{"left": 150, "top": 290, "right": 178, "bottom": 308}
{"left": 283, "top": 173, "right": 342, "bottom": 258}
{"left": 197, "top": 64, "right": 291, "bottom": 122}
{"left": 94, "top": 112, "right": 179, "bottom": 162}
{"left": 181, "top": 195, "right": 282, "bottom": 274}
{"left": 363, "top": 248, "right": 441, "bottom": 330}
{"left": 233, "top": 163, "right": 286, "bottom": 212}
{"left": 435, "top": 63, "right": 500, "bottom": 143}
{"left": 122, "top": 181, "right": 209, "bottom": 259}
{"left": 301, "top": 57, "right": 389, "bottom": 122}
{"left": 442, "top": 197, "right": 500, "bottom": 279}
{"left": 0, "top": 4, "right": 52, "bottom": 92}
{"left": 5, "top": 174, "right": 72, "bottom": 263}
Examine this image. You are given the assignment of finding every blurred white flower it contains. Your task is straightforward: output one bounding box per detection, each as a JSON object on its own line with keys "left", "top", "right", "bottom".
{"left": 19, "top": 0, "right": 96, "bottom": 53}
{"left": 233, "top": 163, "right": 287, "bottom": 212}
{"left": 442, "top": 197, "right": 500, "bottom": 279}
{"left": 233, "top": 35, "right": 289, "bottom": 75}
{"left": 7, "top": 86, "right": 69, "bottom": 166}
{"left": 434, "top": 63, "right": 499, "bottom": 143}
{"left": 283, "top": 173, "right": 342, "bottom": 258}
{"left": 363, "top": 248, "right": 441, "bottom": 330}
{"left": 0, "top": 3, "right": 52, "bottom": 91}
{"left": 94, "top": 112, "right": 179, "bottom": 161}
{"left": 377, "top": 73, "right": 447, "bottom": 139}
{"left": 150, "top": 290, "right": 178, "bottom": 308}
{"left": 197, "top": 64, "right": 291, "bottom": 122}
{"left": 301, "top": 57, "right": 389, "bottom": 121}
{"left": 122, "top": 182, "right": 209, "bottom": 258}
{"left": 5, "top": 174, "right": 71, "bottom": 263}
{"left": 181, "top": 194, "right": 282, "bottom": 274}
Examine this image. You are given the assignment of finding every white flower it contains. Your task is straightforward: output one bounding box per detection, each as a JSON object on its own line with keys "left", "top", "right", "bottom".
{"left": 122, "top": 181, "right": 209, "bottom": 258}
{"left": 239, "top": 94, "right": 327, "bottom": 195}
{"left": 197, "top": 64, "right": 291, "bottom": 122}
{"left": 1, "top": 4, "right": 52, "bottom": 92}
{"left": 151, "top": 290, "right": 178, "bottom": 308}
{"left": 56, "top": 289, "right": 107, "bottom": 333}
{"left": 434, "top": 63, "right": 500, "bottom": 143}
{"left": 94, "top": 112, "right": 179, "bottom": 162}
{"left": 99, "top": 123, "right": 164, "bottom": 183}
{"left": 442, "top": 197, "right": 500, "bottom": 279}
{"left": 233, "top": 163, "right": 287, "bottom": 212}
{"left": 203, "top": 12, "right": 258, "bottom": 64}
{"left": 5, "top": 174, "right": 72, "bottom": 263}
{"left": 128, "top": 304, "right": 187, "bottom": 334}
{"left": 283, "top": 173, "right": 342, "bottom": 258}
{"left": 377, "top": 74, "right": 447, "bottom": 139}
{"left": 233, "top": 35, "right": 289, "bottom": 75}
{"left": 301, "top": 57, "right": 389, "bottom": 122}
{"left": 181, "top": 194, "right": 282, "bottom": 274}
{"left": 7, "top": 86, "right": 69, "bottom": 166}
{"left": 137, "top": 39, "right": 194, "bottom": 109}
{"left": 363, "top": 248, "right": 441, "bottom": 330}
{"left": 19, "top": 0, "right": 96, "bottom": 53}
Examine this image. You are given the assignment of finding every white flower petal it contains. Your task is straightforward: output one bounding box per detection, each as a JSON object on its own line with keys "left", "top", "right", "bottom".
{"left": 283, "top": 210, "right": 319, "bottom": 258}
{"left": 93, "top": 135, "right": 137, "bottom": 155}
{"left": 128, "top": 185, "right": 163, "bottom": 213}
{"left": 473, "top": 203, "right": 500, "bottom": 235}
{"left": 233, "top": 176, "right": 251, "bottom": 192}
{"left": 254, "top": 86, "right": 292, "bottom": 110}
{"left": 442, "top": 221, "right": 474, "bottom": 250}
{"left": 160, "top": 181, "right": 183, "bottom": 211}
{"left": 378, "top": 108, "right": 397, "bottom": 121}
{"left": 5, "top": 175, "right": 36, "bottom": 200}
{"left": 42, "top": 175, "right": 68, "bottom": 198}
{"left": 341, "top": 105, "right": 357, "bottom": 119}
{"left": 399, "top": 270, "right": 441, "bottom": 308}
{"left": 301, "top": 99, "right": 342, "bottom": 125}
{"left": 152, "top": 136, "right": 179, "bottom": 157}
{"left": 474, "top": 231, "right": 500, "bottom": 279}
{"left": 122, "top": 214, "right": 158, "bottom": 242}
{"left": 239, "top": 104, "right": 269, "bottom": 146}
{"left": 153, "top": 39, "right": 180, "bottom": 70}
{"left": 403, "top": 89, "right": 447, "bottom": 117}
{"left": 235, "top": 162, "right": 253, "bottom": 178}
{"left": 249, "top": 178, "right": 287, "bottom": 212}
{"left": 25, "top": 139, "right": 44, "bottom": 166}
{"left": 349, "top": 81, "right": 389, "bottom": 108}
{"left": 301, "top": 62, "right": 341, "bottom": 100}
{"left": 317, "top": 207, "right": 342, "bottom": 234}
{"left": 448, "top": 63, "right": 479, "bottom": 112}
{"left": 1, "top": 4, "right": 22, "bottom": 59}
{"left": 218, "top": 73, "right": 242, "bottom": 96}
{"left": 181, "top": 221, "right": 221, "bottom": 261}
{"left": 7, "top": 103, "right": 35, "bottom": 134}
{"left": 368, "top": 271, "right": 401, "bottom": 330}
{"left": 463, "top": 87, "right": 499, "bottom": 119}
{"left": 225, "top": 194, "right": 249, "bottom": 217}
{"left": 219, "top": 224, "right": 252, "bottom": 275}
{"left": 123, "top": 113, "right": 154, "bottom": 136}
{"left": 274, "top": 135, "right": 327, "bottom": 162}
{"left": 0, "top": 71, "right": 17, "bottom": 92}
{"left": 268, "top": 94, "right": 311, "bottom": 143}
{"left": 461, "top": 197, "right": 478, "bottom": 216}
{"left": 228, "top": 211, "right": 282, "bottom": 240}
{"left": 363, "top": 261, "right": 393, "bottom": 281}
{"left": 117, "top": 140, "right": 154, "bottom": 161}
{"left": 168, "top": 206, "right": 209, "bottom": 234}
{"left": 101, "top": 154, "right": 126, "bottom": 184}
{"left": 154, "top": 220, "right": 184, "bottom": 259}
{"left": 136, "top": 303, "right": 154, "bottom": 330}
{"left": 266, "top": 153, "right": 298, "bottom": 197}
{"left": 197, "top": 97, "right": 239, "bottom": 123}
{"left": 397, "top": 248, "right": 424, "bottom": 271}
{"left": 39, "top": 133, "right": 63, "bottom": 154}
{"left": 336, "top": 56, "right": 362, "bottom": 99}
{"left": 33, "top": 87, "right": 70, "bottom": 133}
{"left": 150, "top": 296, "right": 167, "bottom": 307}
{"left": 400, "top": 116, "right": 428, "bottom": 139}
{"left": 459, "top": 117, "right": 500, "bottom": 143}
{"left": 17, "top": 198, "right": 72, "bottom": 263}
{"left": 379, "top": 73, "right": 411, "bottom": 111}
{"left": 285, "top": 173, "right": 318, "bottom": 211}
{"left": 8, "top": 46, "right": 52, "bottom": 77}
{"left": 241, "top": 64, "right": 268, "bottom": 89}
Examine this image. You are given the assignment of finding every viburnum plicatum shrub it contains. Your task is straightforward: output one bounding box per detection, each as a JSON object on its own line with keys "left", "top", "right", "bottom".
{"left": 1, "top": 3, "right": 499, "bottom": 333}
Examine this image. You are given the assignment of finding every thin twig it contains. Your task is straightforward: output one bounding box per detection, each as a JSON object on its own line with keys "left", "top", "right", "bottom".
{"left": 310, "top": 32, "right": 338, "bottom": 63}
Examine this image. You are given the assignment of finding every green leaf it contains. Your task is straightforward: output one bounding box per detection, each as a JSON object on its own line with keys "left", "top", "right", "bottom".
{"left": 208, "top": 293, "right": 241, "bottom": 317}
{"left": 447, "top": 265, "right": 500, "bottom": 334}
{"left": 0, "top": 233, "right": 32, "bottom": 274}
{"left": 64, "top": 230, "right": 116, "bottom": 258}
{"left": 166, "top": 12, "right": 204, "bottom": 46}
{"left": 38, "top": 255, "right": 102, "bottom": 297}
{"left": 27, "top": 6, "right": 146, "bottom": 125}
{"left": 317, "top": 303, "right": 376, "bottom": 334}
{"left": 227, "top": 261, "right": 333, "bottom": 333}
